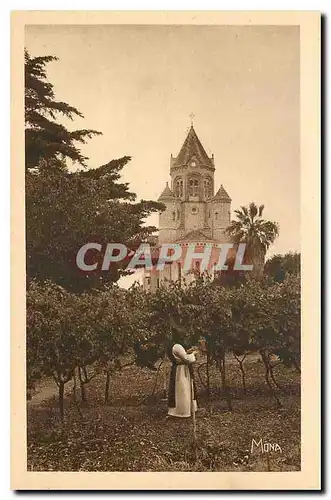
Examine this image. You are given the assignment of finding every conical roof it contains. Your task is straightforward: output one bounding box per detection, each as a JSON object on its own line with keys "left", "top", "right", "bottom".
{"left": 158, "top": 182, "right": 175, "bottom": 201}
{"left": 171, "top": 126, "right": 214, "bottom": 169}
{"left": 213, "top": 184, "right": 231, "bottom": 201}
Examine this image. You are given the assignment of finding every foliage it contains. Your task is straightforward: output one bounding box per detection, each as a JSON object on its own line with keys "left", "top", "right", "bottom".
{"left": 26, "top": 279, "right": 88, "bottom": 416}
{"left": 27, "top": 273, "right": 301, "bottom": 404}
{"left": 26, "top": 160, "right": 163, "bottom": 291}
{"left": 264, "top": 252, "right": 300, "bottom": 282}
{"left": 270, "top": 274, "right": 301, "bottom": 368}
{"left": 26, "top": 281, "right": 147, "bottom": 390}
{"left": 25, "top": 51, "right": 164, "bottom": 291}
{"left": 225, "top": 203, "right": 279, "bottom": 279}
{"left": 25, "top": 49, "right": 102, "bottom": 170}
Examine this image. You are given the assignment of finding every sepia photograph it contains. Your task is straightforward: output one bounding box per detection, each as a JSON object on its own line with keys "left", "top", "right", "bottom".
{"left": 11, "top": 11, "right": 320, "bottom": 490}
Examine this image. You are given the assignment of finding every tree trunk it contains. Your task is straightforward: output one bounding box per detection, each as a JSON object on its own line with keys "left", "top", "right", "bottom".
{"left": 59, "top": 381, "right": 65, "bottom": 422}
{"left": 206, "top": 351, "right": 211, "bottom": 398}
{"left": 269, "top": 363, "right": 285, "bottom": 393}
{"left": 78, "top": 366, "right": 87, "bottom": 402}
{"left": 233, "top": 353, "right": 247, "bottom": 395}
{"left": 190, "top": 378, "right": 198, "bottom": 463}
{"left": 104, "top": 370, "right": 111, "bottom": 404}
{"left": 216, "top": 359, "right": 222, "bottom": 397}
{"left": 239, "top": 359, "right": 247, "bottom": 395}
{"left": 81, "top": 381, "right": 86, "bottom": 402}
{"left": 220, "top": 354, "right": 232, "bottom": 411}
{"left": 260, "top": 349, "right": 282, "bottom": 408}
{"left": 148, "top": 360, "right": 163, "bottom": 399}
{"left": 73, "top": 368, "right": 77, "bottom": 403}
{"left": 72, "top": 368, "right": 84, "bottom": 419}
{"left": 247, "top": 244, "right": 265, "bottom": 281}
{"left": 162, "top": 350, "right": 168, "bottom": 400}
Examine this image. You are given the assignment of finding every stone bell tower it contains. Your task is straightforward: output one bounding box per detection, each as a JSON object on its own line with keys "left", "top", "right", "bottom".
{"left": 158, "top": 124, "right": 231, "bottom": 244}
{"left": 144, "top": 124, "right": 232, "bottom": 291}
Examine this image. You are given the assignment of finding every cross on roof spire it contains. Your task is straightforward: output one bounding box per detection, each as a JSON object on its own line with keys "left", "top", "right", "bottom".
{"left": 189, "top": 112, "right": 195, "bottom": 126}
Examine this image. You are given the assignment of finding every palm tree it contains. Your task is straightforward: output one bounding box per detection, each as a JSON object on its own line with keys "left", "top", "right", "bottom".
{"left": 225, "top": 203, "right": 279, "bottom": 280}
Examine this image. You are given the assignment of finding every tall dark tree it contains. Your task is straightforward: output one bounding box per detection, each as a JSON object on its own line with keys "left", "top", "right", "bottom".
{"left": 25, "top": 49, "right": 101, "bottom": 169}
{"left": 25, "top": 51, "right": 164, "bottom": 290}
{"left": 26, "top": 158, "right": 164, "bottom": 292}
{"left": 264, "top": 252, "right": 300, "bottom": 282}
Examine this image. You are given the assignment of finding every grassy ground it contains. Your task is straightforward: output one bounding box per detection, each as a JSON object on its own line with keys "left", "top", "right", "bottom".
{"left": 27, "top": 353, "right": 300, "bottom": 472}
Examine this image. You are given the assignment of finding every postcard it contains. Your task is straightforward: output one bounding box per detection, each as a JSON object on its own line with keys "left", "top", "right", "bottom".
{"left": 11, "top": 10, "right": 321, "bottom": 490}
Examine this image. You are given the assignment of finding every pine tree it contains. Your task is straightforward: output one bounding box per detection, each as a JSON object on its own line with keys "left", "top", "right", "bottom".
{"left": 26, "top": 159, "right": 163, "bottom": 291}
{"left": 25, "top": 49, "right": 101, "bottom": 169}
{"left": 25, "top": 51, "right": 165, "bottom": 290}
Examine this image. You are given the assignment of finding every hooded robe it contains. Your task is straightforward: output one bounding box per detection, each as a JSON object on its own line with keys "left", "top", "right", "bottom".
{"left": 167, "top": 343, "right": 197, "bottom": 418}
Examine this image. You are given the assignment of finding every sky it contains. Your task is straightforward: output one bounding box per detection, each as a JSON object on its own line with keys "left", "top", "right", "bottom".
{"left": 25, "top": 24, "right": 300, "bottom": 285}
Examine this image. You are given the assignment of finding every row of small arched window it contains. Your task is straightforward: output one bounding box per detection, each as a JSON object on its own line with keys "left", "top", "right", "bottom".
{"left": 174, "top": 177, "right": 213, "bottom": 198}
{"left": 171, "top": 209, "right": 220, "bottom": 221}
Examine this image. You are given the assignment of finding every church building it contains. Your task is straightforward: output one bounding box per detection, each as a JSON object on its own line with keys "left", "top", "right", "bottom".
{"left": 144, "top": 125, "right": 232, "bottom": 291}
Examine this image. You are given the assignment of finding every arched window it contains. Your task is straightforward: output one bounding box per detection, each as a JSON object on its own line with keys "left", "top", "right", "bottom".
{"left": 204, "top": 177, "right": 212, "bottom": 198}
{"left": 189, "top": 178, "right": 199, "bottom": 197}
{"left": 215, "top": 212, "right": 218, "bottom": 220}
{"left": 177, "top": 209, "right": 180, "bottom": 220}
{"left": 175, "top": 178, "right": 183, "bottom": 197}
{"left": 172, "top": 211, "right": 176, "bottom": 221}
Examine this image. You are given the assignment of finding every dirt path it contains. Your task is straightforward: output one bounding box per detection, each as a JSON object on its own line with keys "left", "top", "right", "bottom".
{"left": 28, "top": 377, "right": 74, "bottom": 407}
